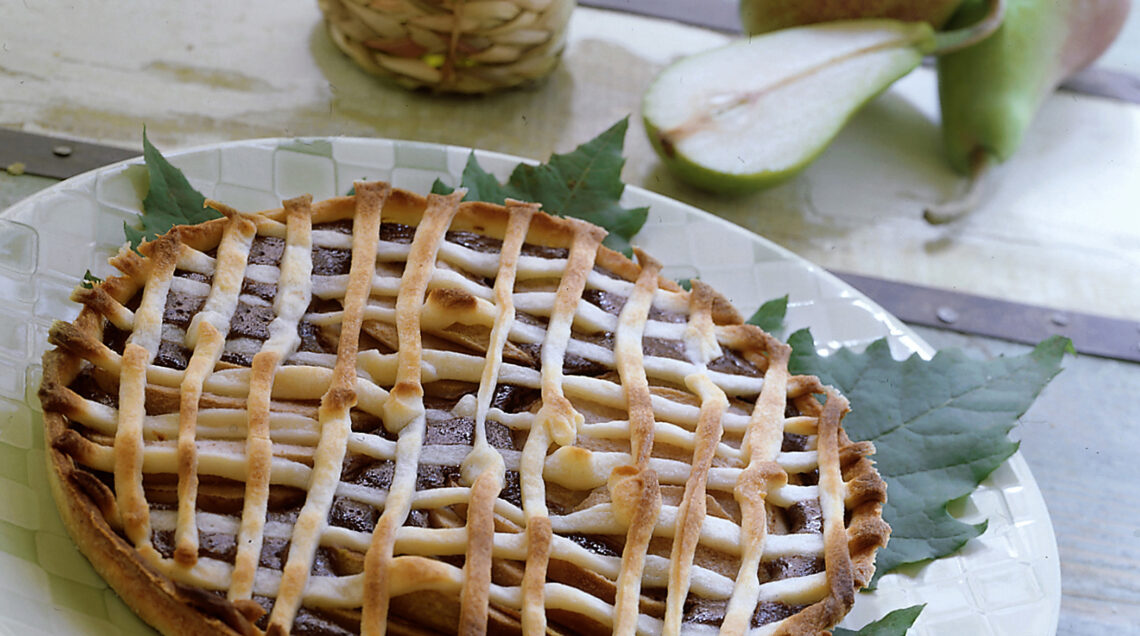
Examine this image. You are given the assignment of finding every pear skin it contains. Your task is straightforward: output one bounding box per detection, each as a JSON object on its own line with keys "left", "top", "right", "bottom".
{"left": 741, "top": 0, "right": 965, "bottom": 34}
{"left": 937, "top": 0, "right": 1129, "bottom": 175}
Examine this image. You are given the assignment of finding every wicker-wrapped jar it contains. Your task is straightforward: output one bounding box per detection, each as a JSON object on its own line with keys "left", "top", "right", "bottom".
{"left": 319, "top": 0, "right": 575, "bottom": 93}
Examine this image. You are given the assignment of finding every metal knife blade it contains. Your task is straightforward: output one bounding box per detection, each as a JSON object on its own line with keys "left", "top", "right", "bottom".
{"left": 579, "top": 0, "right": 742, "bottom": 34}
{"left": 833, "top": 272, "right": 1140, "bottom": 362}
{"left": 0, "top": 129, "right": 138, "bottom": 179}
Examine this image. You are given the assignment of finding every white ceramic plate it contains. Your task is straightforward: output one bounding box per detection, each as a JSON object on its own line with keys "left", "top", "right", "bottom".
{"left": 0, "top": 138, "right": 1060, "bottom": 635}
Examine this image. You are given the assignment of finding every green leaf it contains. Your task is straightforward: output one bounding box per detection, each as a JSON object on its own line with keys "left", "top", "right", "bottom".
{"left": 677, "top": 278, "right": 693, "bottom": 291}
{"left": 444, "top": 118, "right": 648, "bottom": 256}
{"left": 746, "top": 294, "right": 788, "bottom": 334}
{"left": 833, "top": 604, "right": 925, "bottom": 636}
{"left": 80, "top": 270, "right": 103, "bottom": 289}
{"left": 788, "top": 332, "right": 1069, "bottom": 584}
{"left": 129, "top": 129, "right": 221, "bottom": 249}
{"left": 430, "top": 179, "right": 453, "bottom": 196}
{"left": 437, "top": 153, "right": 515, "bottom": 203}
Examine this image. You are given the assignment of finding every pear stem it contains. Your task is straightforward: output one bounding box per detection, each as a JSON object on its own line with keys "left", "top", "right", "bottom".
{"left": 924, "top": 149, "right": 991, "bottom": 224}
{"left": 929, "top": 0, "right": 1007, "bottom": 56}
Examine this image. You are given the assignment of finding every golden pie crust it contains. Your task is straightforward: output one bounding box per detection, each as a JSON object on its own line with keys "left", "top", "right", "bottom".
{"left": 40, "top": 183, "right": 889, "bottom": 635}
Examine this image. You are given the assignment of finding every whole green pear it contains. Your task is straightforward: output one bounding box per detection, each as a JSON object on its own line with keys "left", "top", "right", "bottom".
{"left": 937, "top": 0, "right": 1129, "bottom": 175}
{"left": 741, "top": 0, "right": 966, "bottom": 34}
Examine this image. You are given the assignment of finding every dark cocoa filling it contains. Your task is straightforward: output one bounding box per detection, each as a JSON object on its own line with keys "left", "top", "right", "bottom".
{"left": 152, "top": 530, "right": 236, "bottom": 563}
{"left": 485, "top": 419, "right": 515, "bottom": 450}
{"left": 248, "top": 236, "right": 284, "bottom": 266}
{"left": 260, "top": 537, "right": 290, "bottom": 570}
{"left": 328, "top": 496, "right": 380, "bottom": 533}
{"left": 68, "top": 369, "right": 117, "bottom": 407}
{"left": 297, "top": 321, "right": 331, "bottom": 354}
{"left": 424, "top": 415, "right": 474, "bottom": 446}
{"left": 164, "top": 291, "right": 206, "bottom": 328}
{"left": 515, "top": 340, "right": 611, "bottom": 377}
{"left": 515, "top": 331, "right": 616, "bottom": 376}
{"left": 415, "top": 464, "right": 461, "bottom": 491}
{"left": 312, "top": 547, "right": 345, "bottom": 580}
{"left": 500, "top": 470, "right": 523, "bottom": 508}
{"left": 198, "top": 532, "right": 238, "bottom": 562}
{"left": 565, "top": 534, "right": 620, "bottom": 558}
{"left": 379, "top": 222, "right": 415, "bottom": 244}
{"left": 490, "top": 384, "right": 541, "bottom": 413}
{"left": 404, "top": 509, "right": 431, "bottom": 528}
{"left": 229, "top": 302, "right": 275, "bottom": 340}
{"left": 150, "top": 530, "right": 176, "bottom": 558}
{"left": 103, "top": 323, "right": 129, "bottom": 355}
{"left": 683, "top": 598, "right": 807, "bottom": 628}
{"left": 154, "top": 339, "right": 190, "bottom": 370}
{"left": 522, "top": 243, "right": 569, "bottom": 260}
{"left": 342, "top": 457, "right": 395, "bottom": 490}
{"left": 752, "top": 602, "right": 808, "bottom": 628}
{"left": 312, "top": 247, "right": 352, "bottom": 276}
{"left": 577, "top": 332, "right": 614, "bottom": 350}
{"left": 708, "top": 349, "right": 761, "bottom": 377}
{"left": 242, "top": 279, "right": 277, "bottom": 302}
{"left": 642, "top": 337, "right": 686, "bottom": 361}
{"left": 785, "top": 500, "right": 823, "bottom": 534}
{"left": 445, "top": 230, "right": 501, "bottom": 254}
{"left": 346, "top": 415, "right": 389, "bottom": 441}
{"left": 219, "top": 350, "right": 253, "bottom": 367}
{"left": 781, "top": 433, "right": 810, "bottom": 452}
{"left": 581, "top": 288, "right": 625, "bottom": 315}
{"left": 762, "top": 556, "right": 824, "bottom": 582}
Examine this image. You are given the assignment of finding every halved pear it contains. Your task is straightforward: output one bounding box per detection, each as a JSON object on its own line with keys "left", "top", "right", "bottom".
{"left": 642, "top": 20, "right": 936, "bottom": 193}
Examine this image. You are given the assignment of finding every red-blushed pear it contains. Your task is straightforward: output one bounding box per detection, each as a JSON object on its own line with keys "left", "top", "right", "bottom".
{"left": 740, "top": 0, "right": 967, "bottom": 35}
{"left": 926, "top": 0, "right": 1129, "bottom": 223}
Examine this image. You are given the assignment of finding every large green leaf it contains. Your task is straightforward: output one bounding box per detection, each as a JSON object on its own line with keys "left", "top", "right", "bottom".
{"left": 127, "top": 130, "right": 222, "bottom": 250}
{"left": 787, "top": 331, "right": 1069, "bottom": 583}
{"left": 833, "top": 604, "right": 925, "bottom": 636}
{"left": 433, "top": 118, "right": 648, "bottom": 255}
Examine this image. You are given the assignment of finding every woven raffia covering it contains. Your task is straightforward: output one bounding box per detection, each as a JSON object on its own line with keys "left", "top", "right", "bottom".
{"left": 318, "top": 0, "right": 574, "bottom": 93}
{"left": 40, "top": 183, "right": 888, "bottom": 635}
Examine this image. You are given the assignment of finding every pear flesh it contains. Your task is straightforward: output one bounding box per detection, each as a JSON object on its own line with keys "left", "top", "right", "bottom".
{"left": 643, "top": 20, "right": 934, "bottom": 193}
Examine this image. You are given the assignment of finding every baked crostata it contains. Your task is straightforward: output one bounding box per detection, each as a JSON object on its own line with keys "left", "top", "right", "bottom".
{"left": 40, "top": 182, "right": 889, "bottom": 635}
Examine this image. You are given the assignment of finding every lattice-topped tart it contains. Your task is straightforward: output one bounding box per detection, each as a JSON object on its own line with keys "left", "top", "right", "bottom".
{"left": 40, "top": 183, "right": 889, "bottom": 635}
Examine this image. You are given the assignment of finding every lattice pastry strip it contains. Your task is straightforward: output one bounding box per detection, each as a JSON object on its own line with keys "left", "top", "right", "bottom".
{"left": 458, "top": 199, "right": 538, "bottom": 635}
{"left": 231, "top": 195, "right": 314, "bottom": 602}
{"left": 40, "top": 184, "right": 889, "bottom": 636}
